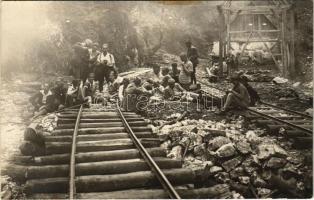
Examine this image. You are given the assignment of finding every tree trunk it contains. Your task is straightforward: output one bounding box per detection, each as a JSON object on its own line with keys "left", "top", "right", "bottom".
{"left": 25, "top": 168, "right": 195, "bottom": 193}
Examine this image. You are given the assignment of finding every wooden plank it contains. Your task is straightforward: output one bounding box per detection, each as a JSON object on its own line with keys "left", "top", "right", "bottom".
{"left": 217, "top": 5, "right": 225, "bottom": 76}
{"left": 229, "top": 30, "right": 280, "bottom": 34}
{"left": 289, "top": 9, "right": 296, "bottom": 78}
{"left": 222, "top": 5, "right": 291, "bottom": 12}
{"left": 258, "top": 14, "right": 262, "bottom": 31}
{"left": 226, "top": 10, "right": 231, "bottom": 54}
{"left": 230, "top": 39, "right": 279, "bottom": 42}
{"left": 281, "top": 9, "right": 288, "bottom": 77}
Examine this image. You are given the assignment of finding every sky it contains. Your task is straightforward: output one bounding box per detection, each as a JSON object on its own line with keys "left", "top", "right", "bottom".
{"left": 1, "top": 2, "right": 51, "bottom": 66}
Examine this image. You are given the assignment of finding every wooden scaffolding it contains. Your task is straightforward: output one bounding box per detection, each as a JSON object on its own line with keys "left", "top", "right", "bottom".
{"left": 217, "top": 1, "right": 296, "bottom": 78}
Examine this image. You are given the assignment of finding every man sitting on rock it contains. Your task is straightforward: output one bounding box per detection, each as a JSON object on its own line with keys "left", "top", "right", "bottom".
{"left": 31, "top": 87, "right": 63, "bottom": 120}
{"left": 147, "top": 63, "right": 163, "bottom": 82}
{"left": 164, "top": 78, "right": 186, "bottom": 100}
{"left": 29, "top": 83, "right": 52, "bottom": 111}
{"left": 123, "top": 77, "right": 151, "bottom": 112}
{"left": 238, "top": 73, "right": 260, "bottom": 106}
{"left": 65, "top": 79, "right": 80, "bottom": 107}
{"left": 219, "top": 75, "right": 250, "bottom": 114}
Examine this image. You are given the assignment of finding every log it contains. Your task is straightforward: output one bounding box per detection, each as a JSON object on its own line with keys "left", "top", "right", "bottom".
{"left": 52, "top": 127, "right": 152, "bottom": 136}
{"left": 61, "top": 109, "right": 117, "bottom": 112}
{"left": 24, "top": 122, "right": 45, "bottom": 146}
{"left": 57, "top": 113, "right": 141, "bottom": 119}
{"left": 45, "top": 138, "right": 160, "bottom": 154}
{"left": 16, "top": 147, "right": 165, "bottom": 165}
{"left": 4, "top": 157, "right": 182, "bottom": 180}
{"left": 285, "top": 130, "right": 309, "bottom": 137}
{"left": 19, "top": 141, "right": 46, "bottom": 156}
{"left": 57, "top": 117, "right": 144, "bottom": 124}
{"left": 25, "top": 168, "right": 195, "bottom": 193}
{"left": 45, "top": 132, "right": 156, "bottom": 142}
{"left": 29, "top": 184, "right": 230, "bottom": 199}
{"left": 55, "top": 121, "right": 148, "bottom": 129}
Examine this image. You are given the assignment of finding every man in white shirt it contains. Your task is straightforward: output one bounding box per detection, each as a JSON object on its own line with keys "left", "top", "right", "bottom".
{"left": 95, "top": 43, "right": 116, "bottom": 92}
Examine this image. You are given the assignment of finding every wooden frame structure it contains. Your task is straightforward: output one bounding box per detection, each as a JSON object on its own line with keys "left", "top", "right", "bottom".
{"left": 217, "top": 2, "right": 296, "bottom": 78}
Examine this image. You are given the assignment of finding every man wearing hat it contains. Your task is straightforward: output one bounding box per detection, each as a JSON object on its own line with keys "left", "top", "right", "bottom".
{"left": 220, "top": 75, "right": 250, "bottom": 113}
{"left": 95, "top": 43, "right": 116, "bottom": 92}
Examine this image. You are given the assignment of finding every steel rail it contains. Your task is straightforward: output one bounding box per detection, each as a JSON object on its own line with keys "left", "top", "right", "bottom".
{"left": 69, "top": 105, "right": 83, "bottom": 199}
{"left": 247, "top": 107, "right": 312, "bottom": 136}
{"left": 116, "top": 103, "right": 181, "bottom": 199}
{"left": 260, "top": 101, "right": 312, "bottom": 119}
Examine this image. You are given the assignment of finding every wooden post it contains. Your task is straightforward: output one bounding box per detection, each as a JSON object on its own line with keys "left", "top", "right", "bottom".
{"left": 289, "top": 8, "right": 295, "bottom": 78}
{"left": 281, "top": 9, "right": 288, "bottom": 77}
{"left": 226, "top": 10, "right": 231, "bottom": 54}
{"left": 217, "top": 5, "right": 225, "bottom": 77}
{"left": 258, "top": 14, "right": 262, "bottom": 31}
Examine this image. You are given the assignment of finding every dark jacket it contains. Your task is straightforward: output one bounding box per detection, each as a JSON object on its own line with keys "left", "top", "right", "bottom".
{"left": 187, "top": 46, "right": 199, "bottom": 65}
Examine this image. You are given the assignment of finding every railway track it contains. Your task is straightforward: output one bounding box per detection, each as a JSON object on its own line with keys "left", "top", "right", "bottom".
{"left": 9, "top": 103, "right": 227, "bottom": 199}
{"left": 198, "top": 80, "right": 313, "bottom": 143}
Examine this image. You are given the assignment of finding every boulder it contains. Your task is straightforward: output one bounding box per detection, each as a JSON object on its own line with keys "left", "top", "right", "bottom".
{"left": 257, "top": 188, "right": 272, "bottom": 198}
{"left": 221, "top": 157, "right": 242, "bottom": 172}
{"left": 245, "top": 131, "right": 262, "bottom": 145}
{"left": 235, "top": 141, "right": 252, "bottom": 154}
{"left": 216, "top": 143, "right": 236, "bottom": 158}
{"left": 265, "top": 157, "right": 287, "bottom": 169}
{"left": 229, "top": 167, "right": 245, "bottom": 179}
{"left": 215, "top": 172, "right": 230, "bottom": 183}
{"left": 238, "top": 176, "right": 250, "bottom": 185}
{"left": 272, "top": 77, "right": 288, "bottom": 84}
{"left": 193, "top": 143, "right": 207, "bottom": 157}
{"left": 208, "top": 136, "right": 231, "bottom": 151}
{"left": 210, "top": 166, "right": 223, "bottom": 174}
{"left": 257, "top": 144, "right": 288, "bottom": 160}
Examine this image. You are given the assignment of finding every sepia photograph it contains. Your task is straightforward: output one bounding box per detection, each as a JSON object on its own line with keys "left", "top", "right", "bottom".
{"left": 0, "top": 0, "right": 313, "bottom": 199}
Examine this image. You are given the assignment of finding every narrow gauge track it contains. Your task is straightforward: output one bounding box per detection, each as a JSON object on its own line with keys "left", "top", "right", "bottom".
{"left": 18, "top": 104, "right": 220, "bottom": 199}
{"left": 198, "top": 80, "right": 313, "bottom": 141}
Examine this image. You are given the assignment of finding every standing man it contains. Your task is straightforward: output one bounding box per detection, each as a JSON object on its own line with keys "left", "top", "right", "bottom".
{"left": 178, "top": 53, "right": 193, "bottom": 90}
{"left": 72, "top": 41, "right": 90, "bottom": 83}
{"left": 186, "top": 41, "right": 199, "bottom": 84}
{"left": 95, "top": 43, "right": 116, "bottom": 92}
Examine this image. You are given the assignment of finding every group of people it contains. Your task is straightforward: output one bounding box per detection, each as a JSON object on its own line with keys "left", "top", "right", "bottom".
{"left": 29, "top": 38, "right": 259, "bottom": 118}
{"left": 71, "top": 39, "right": 117, "bottom": 92}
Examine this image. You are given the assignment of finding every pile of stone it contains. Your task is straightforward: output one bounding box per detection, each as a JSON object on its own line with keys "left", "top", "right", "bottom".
{"left": 155, "top": 116, "right": 312, "bottom": 198}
